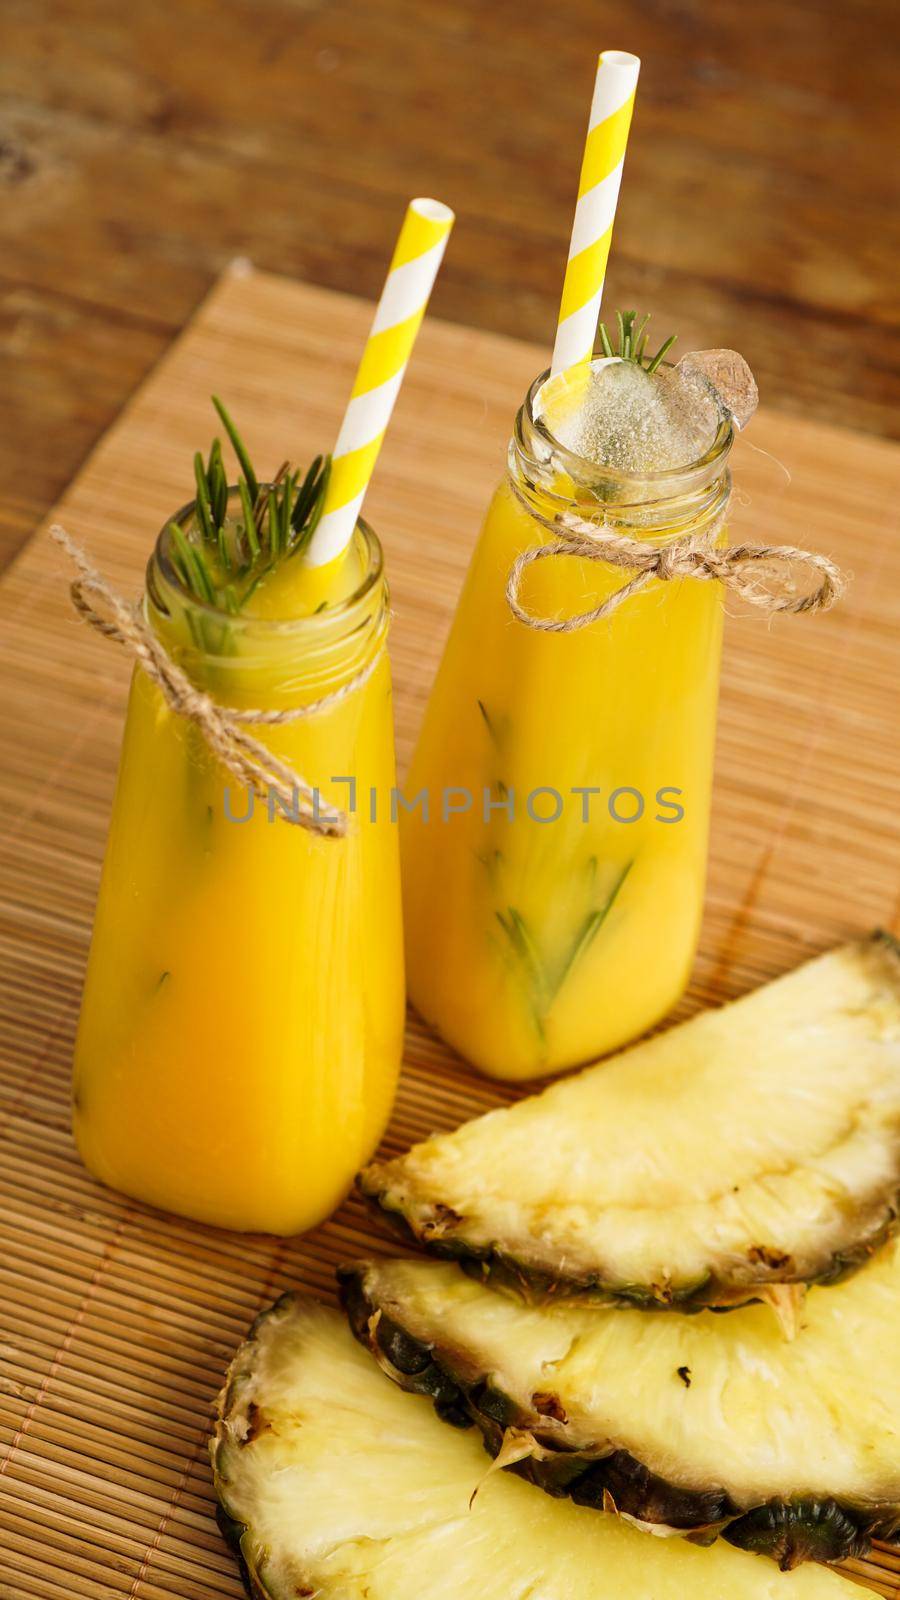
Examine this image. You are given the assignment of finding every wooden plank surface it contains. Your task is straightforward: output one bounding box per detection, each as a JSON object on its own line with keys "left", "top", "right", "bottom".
{"left": 0, "top": 266, "right": 899, "bottom": 1598}
{"left": 2, "top": 0, "right": 899, "bottom": 573}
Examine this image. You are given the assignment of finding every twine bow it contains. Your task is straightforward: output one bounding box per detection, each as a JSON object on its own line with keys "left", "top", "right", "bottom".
{"left": 505, "top": 482, "right": 845, "bottom": 632}
{"left": 52, "top": 526, "right": 380, "bottom": 836}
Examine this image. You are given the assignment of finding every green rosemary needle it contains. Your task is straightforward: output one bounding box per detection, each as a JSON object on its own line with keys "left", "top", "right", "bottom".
{"left": 645, "top": 333, "right": 677, "bottom": 374}
{"left": 212, "top": 394, "right": 259, "bottom": 500}
{"left": 238, "top": 478, "right": 259, "bottom": 562}
{"left": 192, "top": 453, "right": 215, "bottom": 544}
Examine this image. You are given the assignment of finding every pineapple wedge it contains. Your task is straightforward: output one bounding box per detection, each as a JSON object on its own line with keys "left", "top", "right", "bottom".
{"left": 211, "top": 1292, "right": 864, "bottom": 1600}
{"left": 341, "top": 1248, "right": 900, "bottom": 1567}
{"left": 360, "top": 934, "right": 900, "bottom": 1308}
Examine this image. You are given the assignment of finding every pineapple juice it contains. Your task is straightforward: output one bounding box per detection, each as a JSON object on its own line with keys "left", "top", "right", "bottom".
{"left": 74, "top": 514, "right": 404, "bottom": 1234}
{"left": 402, "top": 365, "right": 731, "bottom": 1080}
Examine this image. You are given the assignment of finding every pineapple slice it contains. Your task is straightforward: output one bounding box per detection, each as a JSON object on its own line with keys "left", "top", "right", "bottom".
{"left": 360, "top": 934, "right": 900, "bottom": 1308}
{"left": 211, "top": 1292, "right": 864, "bottom": 1599}
{"left": 342, "top": 1249, "right": 900, "bottom": 1567}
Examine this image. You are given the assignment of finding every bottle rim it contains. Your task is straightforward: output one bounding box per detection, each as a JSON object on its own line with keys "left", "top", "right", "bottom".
{"left": 515, "top": 362, "right": 734, "bottom": 509}
{"left": 148, "top": 484, "right": 385, "bottom": 636}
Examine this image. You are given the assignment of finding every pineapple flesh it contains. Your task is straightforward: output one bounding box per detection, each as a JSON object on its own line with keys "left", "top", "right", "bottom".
{"left": 342, "top": 1247, "right": 900, "bottom": 1566}
{"left": 211, "top": 1293, "right": 865, "bottom": 1600}
{"left": 360, "top": 935, "right": 900, "bottom": 1308}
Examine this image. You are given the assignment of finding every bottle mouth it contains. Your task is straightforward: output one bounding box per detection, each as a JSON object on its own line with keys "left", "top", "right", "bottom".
{"left": 148, "top": 486, "right": 385, "bottom": 634}
{"left": 515, "top": 364, "right": 734, "bottom": 510}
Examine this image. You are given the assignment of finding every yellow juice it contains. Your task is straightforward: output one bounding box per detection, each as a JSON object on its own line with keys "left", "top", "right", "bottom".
{"left": 402, "top": 371, "right": 730, "bottom": 1080}
{"left": 74, "top": 517, "right": 404, "bottom": 1233}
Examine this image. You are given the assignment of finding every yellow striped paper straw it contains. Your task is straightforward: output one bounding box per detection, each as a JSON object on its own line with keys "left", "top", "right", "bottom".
{"left": 550, "top": 50, "right": 641, "bottom": 378}
{"left": 305, "top": 197, "right": 455, "bottom": 566}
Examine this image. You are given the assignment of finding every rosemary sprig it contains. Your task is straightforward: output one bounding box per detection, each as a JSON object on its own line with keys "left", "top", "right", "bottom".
{"left": 496, "top": 907, "right": 548, "bottom": 1042}
{"left": 547, "top": 859, "right": 633, "bottom": 1002}
{"left": 165, "top": 397, "right": 332, "bottom": 612}
{"left": 491, "top": 848, "right": 634, "bottom": 1046}
{"left": 597, "top": 309, "right": 676, "bottom": 373}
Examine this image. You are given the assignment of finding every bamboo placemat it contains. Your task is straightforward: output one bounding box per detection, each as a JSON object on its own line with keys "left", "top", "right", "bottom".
{"left": 1, "top": 265, "right": 898, "bottom": 1599}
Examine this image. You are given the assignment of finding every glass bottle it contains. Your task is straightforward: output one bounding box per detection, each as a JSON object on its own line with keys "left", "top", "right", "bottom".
{"left": 401, "top": 367, "right": 731, "bottom": 1081}
{"left": 74, "top": 499, "right": 404, "bottom": 1232}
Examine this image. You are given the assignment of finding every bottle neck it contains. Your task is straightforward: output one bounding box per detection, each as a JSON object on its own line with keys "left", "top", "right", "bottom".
{"left": 509, "top": 367, "right": 734, "bottom": 542}
{"left": 145, "top": 515, "right": 389, "bottom": 710}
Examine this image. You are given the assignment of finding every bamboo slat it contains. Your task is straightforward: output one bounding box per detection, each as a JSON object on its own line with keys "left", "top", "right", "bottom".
{"left": 0, "top": 264, "right": 898, "bottom": 1598}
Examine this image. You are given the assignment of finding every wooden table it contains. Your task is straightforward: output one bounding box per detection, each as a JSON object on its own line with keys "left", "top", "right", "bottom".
{"left": 1, "top": 0, "right": 899, "bottom": 573}
{"left": 0, "top": 266, "right": 898, "bottom": 1598}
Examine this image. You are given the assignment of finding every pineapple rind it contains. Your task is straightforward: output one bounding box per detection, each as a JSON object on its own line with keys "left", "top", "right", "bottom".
{"left": 211, "top": 1291, "right": 862, "bottom": 1599}
{"left": 340, "top": 1250, "right": 900, "bottom": 1566}
{"left": 360, "top": 934, "right": 900, "bottom": 1308}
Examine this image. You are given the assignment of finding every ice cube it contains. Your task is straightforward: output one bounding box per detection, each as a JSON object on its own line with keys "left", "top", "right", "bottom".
{"left": 667, "top": 349, "right": 759, "bottom": 432}
{"left": 540, "top": 356, "right": 720, "bottom": 475}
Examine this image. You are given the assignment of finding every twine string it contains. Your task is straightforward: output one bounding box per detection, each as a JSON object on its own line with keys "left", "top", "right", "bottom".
{"left": 505, "top": 479, "right": 845, "bottom": 633}
{"left": 52, "top": 525, "right": 382, "bottom": 836}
